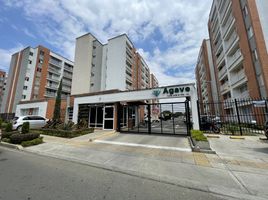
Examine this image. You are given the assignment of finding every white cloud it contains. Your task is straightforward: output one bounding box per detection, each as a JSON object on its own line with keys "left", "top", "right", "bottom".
{"left": 2, "top": 0, "right": 212, "bottom": 85}
{"left": 0, "top": 44, "right": 24, "bottom": 72}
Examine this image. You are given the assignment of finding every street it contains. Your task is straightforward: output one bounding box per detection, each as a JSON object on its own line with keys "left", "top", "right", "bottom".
{"left": 0, "top": 147, "right": 232, "bottom": 200}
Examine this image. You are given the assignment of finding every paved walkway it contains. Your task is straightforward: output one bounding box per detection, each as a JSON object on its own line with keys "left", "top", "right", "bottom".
{"left": 23, "top": 132, "right": 268, "bottom": 200}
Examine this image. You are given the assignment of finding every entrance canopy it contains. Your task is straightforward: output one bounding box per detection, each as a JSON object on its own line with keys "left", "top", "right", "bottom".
{"left": 72, "top": 83, "right": 199, "bottom": 130}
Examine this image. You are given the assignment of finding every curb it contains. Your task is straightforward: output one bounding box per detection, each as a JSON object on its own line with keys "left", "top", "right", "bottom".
{"left": 188, "top": 137, "right": 216, "bottom": 154}
{"left": 259, "top": 137, "right": 267, "bottom": 141}
{"left": 0, "top": 141, "right": 23, "bottom": 150}
{"left": 230, "top": 136, "right": 245, "bottom": 140}
{"left": 206, "top": 135, "right": 220, "bottom": 138}
{"left": 89, "top": 131, "right": 117, "bottom": 142}
{"left": 22, "top": 148, "right": 266, "bottom": 200}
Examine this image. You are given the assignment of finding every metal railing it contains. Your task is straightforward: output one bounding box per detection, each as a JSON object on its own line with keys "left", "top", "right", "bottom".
{"left": 198, "top": 98, "right": 268, "bottom": 135}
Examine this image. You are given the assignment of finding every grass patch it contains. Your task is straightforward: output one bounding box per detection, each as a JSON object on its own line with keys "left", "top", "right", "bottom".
{"left": 21, "top": 137, "right": 43, "bottom": 147}
{"left": 31, "top": 128, "right": 94, "bottom": 138}
{"left": 191, "top": 130, "right": 208, "bottom": 141}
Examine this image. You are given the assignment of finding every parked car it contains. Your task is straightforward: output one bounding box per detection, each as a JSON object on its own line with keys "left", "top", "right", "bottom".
{"left": 12, "top": 115, "right": 49, "bottom": 131}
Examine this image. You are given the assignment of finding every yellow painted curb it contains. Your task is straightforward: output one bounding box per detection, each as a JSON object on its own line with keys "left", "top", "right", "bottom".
{"left": 193, "top": 153, "right": 211, "bottom": 167}
{"left": 207, "top": 135, "right": 220, "bottom": 138}
{"left": 229, "top": 136, "right": 245, "bottom": 139}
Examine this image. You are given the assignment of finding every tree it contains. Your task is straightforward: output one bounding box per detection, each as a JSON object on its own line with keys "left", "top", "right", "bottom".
{"left": 53, "top": 79, "right": 62, "bottom": 121}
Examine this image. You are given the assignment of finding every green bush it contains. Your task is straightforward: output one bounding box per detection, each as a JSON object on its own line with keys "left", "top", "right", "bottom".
{"left": 5, "top": 122, "right": 13, "bottom": 132}
{"left": 191, "top": 130, "right": 208, "bottom": 141}
{"left": 1, "top": 131, "right": 19, "bottom": 139}
{"left": 10, "top": 133, "right": 40, "bottom": 144}
{"left": 21, "top": 122, "right": 30, "bottom": 134}
{"left": 39, "top": 128, "right": 94, "bottom": 138}
{"left": 21, "top": 137, "right": 43, "bottom": 147}
{"left": 1, "top": 138, "right": 10, "bottom": 143}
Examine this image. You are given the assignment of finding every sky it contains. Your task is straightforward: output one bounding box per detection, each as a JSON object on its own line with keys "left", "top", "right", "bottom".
{"left": 0, "top": 0, "right": 212, "bottom": 86}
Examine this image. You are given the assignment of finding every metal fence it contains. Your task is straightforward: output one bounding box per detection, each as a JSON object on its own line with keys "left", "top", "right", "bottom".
{"left": 198, "top": 98, "right": 268, "bottom": 135}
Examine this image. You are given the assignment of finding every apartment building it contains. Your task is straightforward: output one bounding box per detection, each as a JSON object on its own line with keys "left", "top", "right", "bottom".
{"left": 71, "top": 33, "right": 156, "bottom": 96}
{"left": 0, "top": 70, "right": 7, "bottom": 112}
{"left": 150, "top": 73, "right": 159, "bottom": 88}
{"left": 2, "top": 45, "right": 74, "bottom": 114}
{"left": 208, "top": 0, "right": 268, "bottom": 103}
{"left": 195, "top": 39, "right": 219, "bottom": 115}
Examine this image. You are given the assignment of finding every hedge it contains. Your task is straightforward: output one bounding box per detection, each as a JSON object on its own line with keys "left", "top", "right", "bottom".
{"left": 39, "top": 128, "right": 94, "bottom": 138}
{"left": 1, "top": 131, "right": 20, "bottom": 139}
{"left": 10, "top": 133, "right": 40, "bottom": 144}
{"left": 21, "top": 122, "right": 30, "bottom": 134}
{"left": 21, "top": 137, "right": 43, "bottom": 147}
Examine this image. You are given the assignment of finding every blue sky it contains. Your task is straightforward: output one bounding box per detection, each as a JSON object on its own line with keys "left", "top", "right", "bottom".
{"left": 0, "top": 0, "right": 212, "bottom": 86}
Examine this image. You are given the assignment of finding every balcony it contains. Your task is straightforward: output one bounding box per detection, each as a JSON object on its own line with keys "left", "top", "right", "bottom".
{"left": 64, "top": 66, "right": 73, "bottom": 72}
{"left": 45, "top": 84, "right": 58, "bottom": 90}
{"left": 49, "top": 59, "right": 62, "bottom": 68}
{"left": 230, "top": 69, "right": 247, "bottom": 86}
{"left": 63, "top": 72, "right": 72, "bottom": 79}
{"left": 216, "top": 50, "right": 225, "bottom": 65}
{"left": 220, "top": 0, "right": 231, "bottom": 23}
{"left": 215, "top": 40, "right": 223, "bottom": 54}
{"left": 225, "top": 30, "right": 239, "bottom": 52}
{"left": 48, "top": 66, "right": 61, "bottom": 75}
{"left": 220, "top": 82, "right": 229, "bottom": 93}
{"left": 47, "top": 76, "right": 59, "bottom": 83}
{"left": 227, "top": 49, "right": 243, "bottom": 70}
{"left": 222, "top": 14, "right": 235, "bottom": 38}
{"left": 126, "top": 74, "right": 132, "bottom": 83}
{"left": 218, "top": 66, "right": 227, "bottom": 79}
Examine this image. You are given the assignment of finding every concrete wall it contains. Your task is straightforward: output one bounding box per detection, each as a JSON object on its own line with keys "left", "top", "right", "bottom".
{"left": 16, "top": 101, "right": 48, "bottom": 118}
{"left": 105, "top": 35, "right": 127, "bottom": 91}
{"left": 71, "top": 34, "right": 95, "bottom": 95}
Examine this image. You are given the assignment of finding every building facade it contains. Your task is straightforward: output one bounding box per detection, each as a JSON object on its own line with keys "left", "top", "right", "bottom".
{"left": 208, "top": 0, "right": 268, "bottom": 103}
{"left": 1, "top": 45, "right": 74, "bottom": 114}
{"left": 0, "top": 70, "right": 7, "bottom": 112}
{"left": 195, "top": 39, "right": 219, "bottom": 115}
{"left": 71, "top": 33, "right": 157, "bottom": 96}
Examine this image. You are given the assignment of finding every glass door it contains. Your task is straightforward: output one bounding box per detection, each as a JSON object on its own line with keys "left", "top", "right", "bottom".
{"left": 103, "top": 106, "right": 114, "bottom": 130}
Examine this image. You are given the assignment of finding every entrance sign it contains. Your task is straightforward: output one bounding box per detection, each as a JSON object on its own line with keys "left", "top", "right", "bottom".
{"left": 152, "top": 86, "right": 191, "bottom": 98}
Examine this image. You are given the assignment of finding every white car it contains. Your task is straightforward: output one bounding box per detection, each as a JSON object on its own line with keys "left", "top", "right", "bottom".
{"left": 13, "top": 115, "right": 49, "bottom": 130}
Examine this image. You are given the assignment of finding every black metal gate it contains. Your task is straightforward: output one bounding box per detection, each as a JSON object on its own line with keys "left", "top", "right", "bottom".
{"left": 117, "top": 100, "right": 191, "bottom": 136}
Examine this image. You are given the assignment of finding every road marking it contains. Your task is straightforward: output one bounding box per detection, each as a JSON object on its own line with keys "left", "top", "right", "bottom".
{"left": 94, "top": 140, "right": 192, "bottom": 152}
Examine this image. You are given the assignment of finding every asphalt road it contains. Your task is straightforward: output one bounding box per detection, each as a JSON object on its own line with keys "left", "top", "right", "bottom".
{"left": 0, "top": 147, "right": 232, "bottom": 200}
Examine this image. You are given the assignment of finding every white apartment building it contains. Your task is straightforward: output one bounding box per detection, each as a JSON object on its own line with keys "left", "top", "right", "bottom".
{"left": 71, "top": 33, "right": 153, "bottom": 96}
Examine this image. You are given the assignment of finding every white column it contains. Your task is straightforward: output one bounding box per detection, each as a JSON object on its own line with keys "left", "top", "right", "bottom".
{"left": 72, "top": 100, "right": 79, "bottom": 123}
{"left": 190, "top": 88, "right": 200, "bottom": 130}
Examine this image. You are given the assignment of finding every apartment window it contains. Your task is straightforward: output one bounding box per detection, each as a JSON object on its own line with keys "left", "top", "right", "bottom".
{"left": 25, "top": 77, "right": 29, "bottom": 81}
{"left": 39, "top": 59, "right": 43, "bottom": 64}
{"left": 37, "top": 68, "right": 42, "bottom": 72}
{"left": 252, "top": 49, "right": 258, "bottom": 61}
{"left": 22, "top": 95, "right": 26, "bottom": 99}
{"left": 39, "top": 50, "right": 45, "bottom": 56}
{"left": 243, "top": 5, "right": 248, "bottom": 17}
{"left": 23, "top": 86, "right": 28, "bottom": 90}
{"left": 29, "top": 52, "right": 33, "bottom": 56}
{"left": 93, "top": 46, "right": 96, "bottom": 49}
{"left": 91, "top": 72, "right": 94, "bottom": 77}
{"left": 91, "top": 83, "right": 94, "bottom": 87}
{"left": 247, "top": 26, "right": 253, "bottom": 38}
{"left": 29, "top": 60, "right": 32, "bottom": 64}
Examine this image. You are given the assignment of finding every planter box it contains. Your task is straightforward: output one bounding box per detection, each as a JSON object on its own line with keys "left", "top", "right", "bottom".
{"left": 189, "top": 137, "right": 216, "bottom": 154}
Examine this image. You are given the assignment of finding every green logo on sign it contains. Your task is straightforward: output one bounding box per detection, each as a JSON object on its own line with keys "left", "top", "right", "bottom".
{"left": 152, "top": 89, "right": 161, "bottom": 97}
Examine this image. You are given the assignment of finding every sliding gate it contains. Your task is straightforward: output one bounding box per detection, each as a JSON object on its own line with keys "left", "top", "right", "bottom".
{"left": 118, "top": 101, "right": 191, "bottom": 136}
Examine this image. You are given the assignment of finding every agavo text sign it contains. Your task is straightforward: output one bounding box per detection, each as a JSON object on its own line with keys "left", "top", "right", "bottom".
{"left": 152, "top": 86, "right": 191, "bottom": 98}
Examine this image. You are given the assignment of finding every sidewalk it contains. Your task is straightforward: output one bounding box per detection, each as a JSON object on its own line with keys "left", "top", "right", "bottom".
{"left": 24, "top": 133, "right": 268, "bottom": 200}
